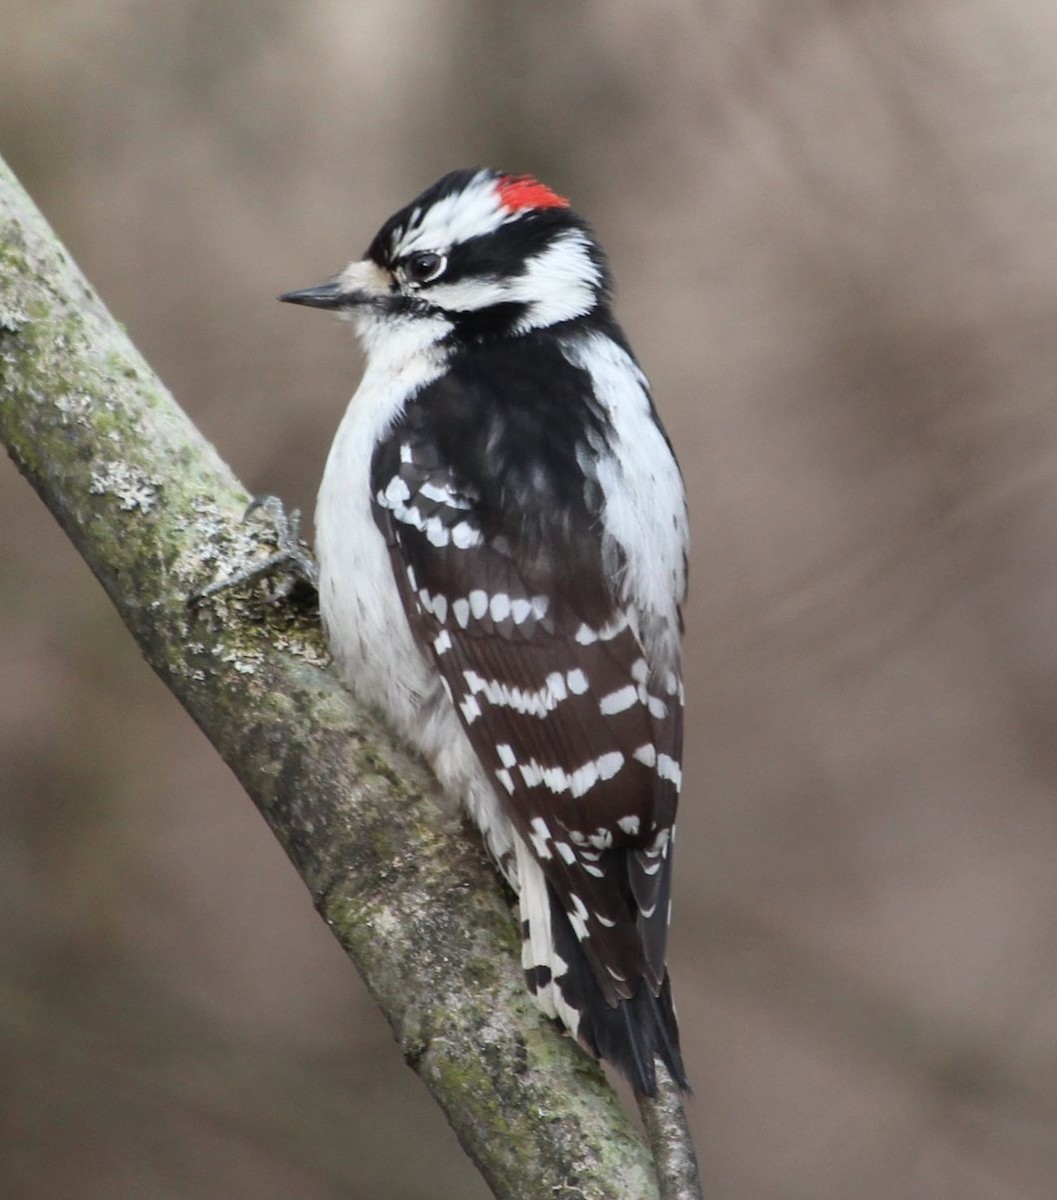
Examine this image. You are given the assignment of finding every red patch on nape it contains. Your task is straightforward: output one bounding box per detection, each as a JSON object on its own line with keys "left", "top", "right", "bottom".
{"left": 496, "top": 174, "right": 570, "bottom": 213}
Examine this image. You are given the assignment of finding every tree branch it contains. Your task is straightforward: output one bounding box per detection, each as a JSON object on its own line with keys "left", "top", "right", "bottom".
{"left": 0, "top": 154, "right": 665, "bottom": 1198}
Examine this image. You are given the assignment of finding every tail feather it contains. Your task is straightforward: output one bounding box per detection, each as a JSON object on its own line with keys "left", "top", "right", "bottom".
{"left": 577, "top": 949, "right": 688, "bottom": 1096}
{"left": 521, "top": 862, "right": 688, "bottom": 1096}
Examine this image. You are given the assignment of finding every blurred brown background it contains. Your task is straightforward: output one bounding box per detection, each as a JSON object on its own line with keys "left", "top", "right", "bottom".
{"left": 4, "top": 3, "right": 1057, "bottom": 1197}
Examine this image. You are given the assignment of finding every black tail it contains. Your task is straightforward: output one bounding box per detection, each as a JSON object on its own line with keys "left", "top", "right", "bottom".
{"left": 545, "top": 886, "right": 689, "bottom": 1097}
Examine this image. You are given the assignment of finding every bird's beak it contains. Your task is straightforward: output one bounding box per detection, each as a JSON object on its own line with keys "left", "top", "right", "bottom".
{"left": 278, "top": 279, "right": 348, "bottom": 309}
{"left": 279, "top": 259, "right": 390, "bottom": 311}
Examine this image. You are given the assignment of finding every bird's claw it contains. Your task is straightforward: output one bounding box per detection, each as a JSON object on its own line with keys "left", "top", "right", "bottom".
{"left": 191, "top": 494, "right": 318, "bottom": 606}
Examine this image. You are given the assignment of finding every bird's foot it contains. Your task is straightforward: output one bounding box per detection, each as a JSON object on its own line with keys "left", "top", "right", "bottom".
{"left": 191, "top": 495, "right": 318, "bottom": 606}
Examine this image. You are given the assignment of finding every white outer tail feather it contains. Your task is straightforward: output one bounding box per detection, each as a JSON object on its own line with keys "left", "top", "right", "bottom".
{"left": 514, "top": 835, "right": 581, "bottom": 1039}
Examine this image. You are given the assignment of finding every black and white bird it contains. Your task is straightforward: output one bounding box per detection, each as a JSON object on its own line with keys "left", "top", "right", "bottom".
{"left": 281, "top": 168, "right": 689, "bottom": 1096}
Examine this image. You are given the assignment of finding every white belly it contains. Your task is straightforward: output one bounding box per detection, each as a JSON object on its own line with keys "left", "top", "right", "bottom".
{"left": 314, "top": 340, "right": 517, "bottom": 878}
{"left": 316, "top": 398, "right": 434, "bottom": 737}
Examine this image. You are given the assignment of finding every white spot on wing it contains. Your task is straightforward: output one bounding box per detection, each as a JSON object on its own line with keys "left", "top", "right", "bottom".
{"left": 529, "top": 816, "right": 553, "bottom": 860}
{"left": 450, "top": 521, "right": 480, "bottom": 548}
{"left": 568, "top": 910, "right": 589, "bottom": 941}
{"left": 566, "top": 669, "right": 589, "bottom": 695}
{"left": 599, "top": 684, "right": 638, "bottom": 715}
{"left": 514, "top": 752, "right": 624, "bottom": 798}
{"left": 424, "top": 517, "right": 450, "bottom": 547}
{"left": 596, "top": 751, "right": 624, "bottom": 780}
{"left": 419, "top": 480, "right": 471, "bottom": 508}
{"left": 651, "top": 828, "right": 672, "bottom": 854}
{"left": 568, "top": 761, "right": 598, "bottom": 797}
{"left": 511, "top": 597, "right": 532, "bottom": 624}
{"left": 575, "top": 613, "right": 629, "bottom": 645}
{"left": 384, "top": 476, "right": 411, "bottom": 505}
{"left": 656, "top": 754, "right": 682, "bottom": 787}
{"left": 462, "top": 670, "right": 574, "bottom": 717}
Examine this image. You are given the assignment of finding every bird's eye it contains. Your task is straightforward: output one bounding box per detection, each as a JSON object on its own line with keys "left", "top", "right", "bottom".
{"left": 404, "top": 251, "right": 446, "bottom": 285}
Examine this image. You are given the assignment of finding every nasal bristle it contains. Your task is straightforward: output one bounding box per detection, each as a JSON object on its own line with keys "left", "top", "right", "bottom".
{"left": 496, "top": 174, "right": 569, "bottom": 213}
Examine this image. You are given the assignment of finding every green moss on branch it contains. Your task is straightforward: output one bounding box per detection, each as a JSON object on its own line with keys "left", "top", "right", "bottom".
{"left": 0, "top": 153, "right": 659, "bottom": 1199}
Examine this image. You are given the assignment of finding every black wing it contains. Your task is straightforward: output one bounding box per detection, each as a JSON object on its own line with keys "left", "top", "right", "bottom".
{"left": 370, "top": 346, "right": 683, "bottom": 1013}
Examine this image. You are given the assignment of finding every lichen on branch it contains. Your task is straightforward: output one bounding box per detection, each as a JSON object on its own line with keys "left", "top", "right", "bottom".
{"left": 0, "top": 154, "right": 663, "bottom": 1199}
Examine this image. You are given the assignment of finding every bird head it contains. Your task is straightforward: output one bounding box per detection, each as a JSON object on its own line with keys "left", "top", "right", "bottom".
{"left": 280, "top": 168, "right": 611, "bottom": 344}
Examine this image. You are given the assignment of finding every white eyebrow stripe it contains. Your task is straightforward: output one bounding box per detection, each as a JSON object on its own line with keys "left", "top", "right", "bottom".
{"left": 396, "top": 170, "right": 509, "bottom": 255}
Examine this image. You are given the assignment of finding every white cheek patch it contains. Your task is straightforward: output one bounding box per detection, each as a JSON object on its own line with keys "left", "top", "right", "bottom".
{"left": 424, "top": 276, "right": 512, "bottom": 312}
{"left": 513, "top": 231, "right": 602, "bottom": 331}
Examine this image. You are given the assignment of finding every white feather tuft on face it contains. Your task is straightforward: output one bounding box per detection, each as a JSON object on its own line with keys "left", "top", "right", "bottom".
{"left": 336, "top": 258, "right": 392, "bottom": 294}
{"left": 511, "top": 230, "right": 602, "bottom": 330}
